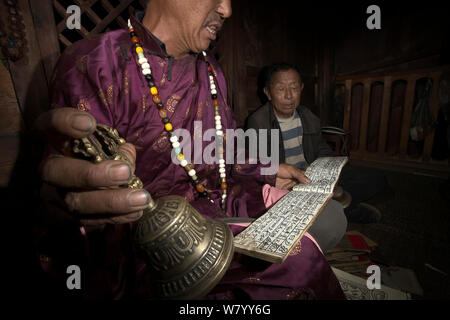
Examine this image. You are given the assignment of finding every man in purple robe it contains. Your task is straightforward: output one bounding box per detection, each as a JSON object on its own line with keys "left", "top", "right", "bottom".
{"left": 36, "top": 0, "right": 345, "bottom": 300}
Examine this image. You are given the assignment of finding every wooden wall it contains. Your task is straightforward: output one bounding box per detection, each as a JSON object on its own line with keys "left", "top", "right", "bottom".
{"left": 1, "top": 0, "right": 448, "bottom": 188}
{"left": 216, "top": 0, "right": 332, "bottom": 127}
{"left": 333, "top": 2, "right": 448, "bottom": 76}
{"left": 0, "top": 0, "right": 148, "bottom": 188}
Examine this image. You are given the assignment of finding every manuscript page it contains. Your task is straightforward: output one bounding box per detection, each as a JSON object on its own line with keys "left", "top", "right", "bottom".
{"left": 233, "top": 156, "right": 348, "bottom": 263}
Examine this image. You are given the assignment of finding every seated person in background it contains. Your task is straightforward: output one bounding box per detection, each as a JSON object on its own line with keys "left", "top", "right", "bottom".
{"left": 246, "top": 62, "right": 388, "bottom": 224}
{"left": 34, "top": 1, "right": 345, "bottom": 300}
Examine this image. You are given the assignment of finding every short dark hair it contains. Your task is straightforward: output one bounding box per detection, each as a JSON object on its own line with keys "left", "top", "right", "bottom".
{"left": 264, "top": 62, "right": 302, "bottom": 89}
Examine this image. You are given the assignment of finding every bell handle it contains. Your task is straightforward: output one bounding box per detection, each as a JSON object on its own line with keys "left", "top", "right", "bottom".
{"left": 72, "top": 124, "right": 157, "bottom": 211}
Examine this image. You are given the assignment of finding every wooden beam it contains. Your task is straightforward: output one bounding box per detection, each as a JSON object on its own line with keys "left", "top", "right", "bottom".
{"left": 101, "top": 0, "right": 127, "bottom": 29}
{"left": 342, "top": 79, "right": 352, "bottom": 131}
{"left": 58, "top": 33, "right": 72, "bottom": 48}
{"left": 89, "top": 0, "right": 134, "bottom": 35}
{"left": 423, "top": 72, "right": 443, "bottom": 161}
{"left": 336, "top": 64, "right": 450, "bottom": 82}
{"left": 29, "top": 0, "right": 61, "bottom": 86}
{"left": 399, "top": 76, "right": 417, "bottom": 157}
{"left": 358, "top": 80, "right": 372, "bottom": 153}
{"left": 75, "top": 0, "right": 102, "bottom": 25}
{"left": 377, "top": 76, "right": 392, "bottom": 156}
{"left": 8, "top": 0, "right": 51, "bottom": 129}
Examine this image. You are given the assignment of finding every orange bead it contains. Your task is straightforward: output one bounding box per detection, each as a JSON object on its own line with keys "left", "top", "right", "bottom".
{"left": 177, "top": 153, "right": 184, "bottom": 161}
{"left": 196, "top": 184, "right": 205, "bottom": 193}
{"left": 221, "top": 182, "right": 227, "bottom": 190}
{"left": 213, "top": 99, "right": 219, "bottom": 107}
{"left": 131, "top": 36, "right": 140, "bottom": 44}
{"left": 152, "top": 94, "right": 161, "bottom": 104}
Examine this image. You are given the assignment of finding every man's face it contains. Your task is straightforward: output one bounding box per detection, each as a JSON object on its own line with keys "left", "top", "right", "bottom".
{"left": 167, "top": 0, "right": 232, "bottom": 53}
{"left": 264, "top": 69, "right": 304, "bottom": 118}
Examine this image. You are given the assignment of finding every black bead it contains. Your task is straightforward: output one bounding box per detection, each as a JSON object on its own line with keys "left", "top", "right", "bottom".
{"left": 148, "top": 81, "right": 155, "bottom": 88}
{"left": 157, "top": 103, "right": 164, "bottom": 109}
{"left": 201, "top": 191, "right": 208, "bottom": 198}
{"left": 162, "top": 118, "right": 169, "bottom": 124}
{"left": 212, "top": 94, "right": 217, "bottom": 99}
{"left": 130, "top": 31, "right": 136, "bottom": 37}
{"left": 145, "top": 74, "right": 153, "bottom": 81}
{"left": 134, "top": 43, "right": 140, "bottom": 48}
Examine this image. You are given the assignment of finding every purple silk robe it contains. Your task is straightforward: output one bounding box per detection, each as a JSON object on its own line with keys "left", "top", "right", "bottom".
{"left": 48, "top": 15, "right": 345, "bottom": 300}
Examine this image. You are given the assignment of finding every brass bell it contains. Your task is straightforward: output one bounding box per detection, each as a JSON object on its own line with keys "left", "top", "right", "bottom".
{"left": 72, "top": 124, "right": 234, "bottom": 299}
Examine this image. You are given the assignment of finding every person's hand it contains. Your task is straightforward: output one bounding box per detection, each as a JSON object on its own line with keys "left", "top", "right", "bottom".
{"left": 275, "top": 163, "right": 311, "bottom": 190}
{"left": 36, "top": 107, "right": 150, "bottom": 226}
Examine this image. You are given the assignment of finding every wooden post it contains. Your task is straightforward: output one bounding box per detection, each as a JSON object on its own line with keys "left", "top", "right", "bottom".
{"left": 399, "top": 76, "right": 417, "bottom": 157}
{"left": 423, "top": 72, "right": 443, "bottom": 161}
{"left": 29, "top": 0, "right": 61, "bottom": 86}
{"left": 358, "top": 79, "right": 372, "bottom": 154}
{"left": 343, "top": 79, "right": 352, "bottom": 131}
{"left": 377, "top": 76, "right": 392, "bottom": 156}
{"left": 8, "top": 0, "right": 51, "bottom": 129}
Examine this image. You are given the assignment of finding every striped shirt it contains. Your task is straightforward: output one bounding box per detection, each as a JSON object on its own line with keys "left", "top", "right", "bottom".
{"left": 276, "top": 111, "right": 308, "bottom": 170}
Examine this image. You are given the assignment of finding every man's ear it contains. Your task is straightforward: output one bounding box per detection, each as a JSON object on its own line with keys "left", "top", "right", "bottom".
{"left": 300, "top": 82, "right": 305, "bottom": 92}
{"left": 263, "top": 87, "right": 271, "bottom": 101}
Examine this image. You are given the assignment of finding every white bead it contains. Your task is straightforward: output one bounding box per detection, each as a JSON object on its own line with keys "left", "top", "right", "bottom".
{"left": 216, "top": 124, "right": 222, "bottom": 130}
{"left": 141, "top": 63, "right": 150, "bottom": 69}
{"left": 170, "top": 136, "right": 178, "bottom": 143}
{"left": 142, "top": 68, "right": 151, "bottom": 75}
{"left": 216, "top": 130, "right": 223, "bottom": 136}
{"left": 209, "top": 75, "right": 214, "bottom": 81}
{"left": 128, "top": 19, "right": 132, "bottom": 28}
{"left": 138, "top": 52, "right": 145, "bottom": 59}
{"left": 219, "top": 168, "right": 225, "bottom": 173}
{"left": 210, "top": 84, "right": 216, "bottom": 90}
{"left": 222, "top": 194, "right": 227, "bottom": 199}
{"left": 138, "top": 58, "right": 148, "bottom": 65}
{"left": 219, "top": 159, "right": 225, "bottom": 164}
{"left": 215, "top": 115, "right": 221, "bottom": 121}
{"left": 180, "top": 160, "right": 188, "bottom": 167}
{"left": 188, "top": 169, "right": 196, "bottom": 177}
{"left": 172, "top": 141, "right": 180, "bottom": 148}
{"left": 219, "top": 163, "right": 225, "bottom": 168}
{"left": 202, "top": 51, "right": 207, "bottom": 57}
{"left": 211, "top": 89, "right": 217, "bottom": 95}
{"left": 220, "top": 173, "right": 226, "bottom": 178}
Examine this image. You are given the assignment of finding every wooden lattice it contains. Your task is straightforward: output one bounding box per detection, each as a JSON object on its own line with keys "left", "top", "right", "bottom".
{"left": 52, "top": 0, "right": 147, "bottom": 50}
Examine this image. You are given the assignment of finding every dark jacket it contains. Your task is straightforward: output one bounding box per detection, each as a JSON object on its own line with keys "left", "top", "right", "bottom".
{"left": 245, "top": 101, "right": 332, "bottom": 164}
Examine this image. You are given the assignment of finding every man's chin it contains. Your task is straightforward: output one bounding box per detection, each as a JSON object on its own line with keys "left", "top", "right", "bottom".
{"left": 282, "top": 108, "right": 296, "bottom": 115}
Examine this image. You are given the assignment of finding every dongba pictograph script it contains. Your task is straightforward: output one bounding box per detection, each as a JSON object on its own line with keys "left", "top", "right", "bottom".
{"left": 234, "top": 157, "right": 348, "bottom": 263}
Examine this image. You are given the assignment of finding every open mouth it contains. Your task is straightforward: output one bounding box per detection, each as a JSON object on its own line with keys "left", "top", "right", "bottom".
{"left": 205, "top": 23, "right": 222, "bottom": 40}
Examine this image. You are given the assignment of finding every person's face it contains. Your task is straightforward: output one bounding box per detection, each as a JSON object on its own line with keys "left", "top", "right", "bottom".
{"left": 168, "top": 0, "right": 232, "bottom": 54}
{"left": 264, "top": 69, "right": 304, "bottom": 118}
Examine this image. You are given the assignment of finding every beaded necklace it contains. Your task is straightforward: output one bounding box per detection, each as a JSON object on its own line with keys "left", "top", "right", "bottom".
{"left": 128, "top": 20, "right": 227, "bottom": 210}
